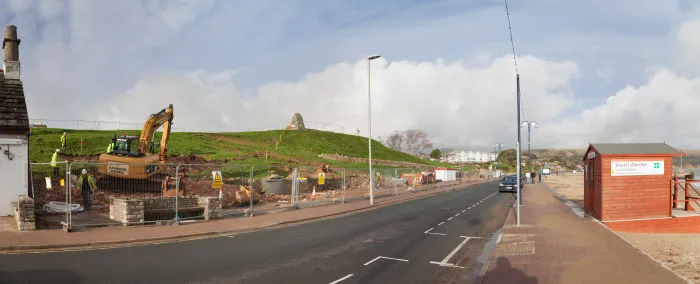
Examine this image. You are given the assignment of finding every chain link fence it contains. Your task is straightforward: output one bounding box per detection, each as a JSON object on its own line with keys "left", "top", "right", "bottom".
{"left": 28, "top": 162, "right": 491, "bottom": 231}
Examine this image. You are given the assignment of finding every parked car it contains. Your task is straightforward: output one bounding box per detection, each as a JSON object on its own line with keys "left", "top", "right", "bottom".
{"left": 498, "top": 175, "right": 522, "bottom": 192}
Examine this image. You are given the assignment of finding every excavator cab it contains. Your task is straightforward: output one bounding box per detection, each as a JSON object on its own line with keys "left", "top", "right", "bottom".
{"left": 111, "top": 136, "right": 144, "bottom": 158}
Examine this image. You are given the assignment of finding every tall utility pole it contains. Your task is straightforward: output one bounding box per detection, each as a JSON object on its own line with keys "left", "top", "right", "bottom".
{"left": 367, "top": 55, "right": 380, "bottom": 205}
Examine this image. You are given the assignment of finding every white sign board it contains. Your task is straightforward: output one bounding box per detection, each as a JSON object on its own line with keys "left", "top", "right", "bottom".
{"left": 587, "top": 151, "right": 595, "bottom": 159}
{"left": 107, "top": 162, "right": 129, "bottom": 175}
{"left": 611, "top": 161, "right": 664, "bottom": 176}
{"left": 542, "top": 168, "right": 551, "bottom": 175}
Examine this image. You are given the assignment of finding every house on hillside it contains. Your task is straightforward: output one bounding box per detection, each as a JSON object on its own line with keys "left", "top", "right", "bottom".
{"left": 447, "top": 150, "right": 496, "bottom": 163}
{"left": 0, "top": 25, "right": 30, "bottom": 216}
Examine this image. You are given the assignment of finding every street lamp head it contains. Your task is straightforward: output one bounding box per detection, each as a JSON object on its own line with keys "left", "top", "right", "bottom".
{"left": 367, "top": 55, "right": 381, "bottom": 60}
{"left": 520, "top": 121, "right": 528, "bottom": 127}
{"left": 530, "top": 121, "right": 538, "bottom": 128}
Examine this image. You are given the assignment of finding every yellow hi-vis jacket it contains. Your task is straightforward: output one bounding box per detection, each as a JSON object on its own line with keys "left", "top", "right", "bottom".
{"left": 76, "top": 174, "right": 96, "bottom": 192}
{"left": 50, "top": 152, "right": 59, "bottom": 167}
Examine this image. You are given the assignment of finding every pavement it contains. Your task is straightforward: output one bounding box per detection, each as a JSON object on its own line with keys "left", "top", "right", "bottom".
{"left": 0, "top": 181, "right": 512, "bottom": 284}
{"left": 0, "top": 179, "right": 491, "bottom": 252}
{"left": 480, "top": 183, "right": 688, "bottom": 284}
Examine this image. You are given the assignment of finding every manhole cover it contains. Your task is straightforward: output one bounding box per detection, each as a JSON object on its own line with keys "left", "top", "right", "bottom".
{"left": 493, "top": 241, "right": 535, "bottom": 256}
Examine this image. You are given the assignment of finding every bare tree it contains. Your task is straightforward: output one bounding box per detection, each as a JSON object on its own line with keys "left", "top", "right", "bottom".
{"left": 385, "top": 131, "right": 404, "bottom": 151}
{"left": 404, "top": 129, "right": 432, "bottom": 155}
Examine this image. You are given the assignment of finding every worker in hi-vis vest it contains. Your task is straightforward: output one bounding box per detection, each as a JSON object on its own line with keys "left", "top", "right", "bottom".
{"left": 76, "top": 169, "right": 97, "bottom": 211}
{"left": 51, "top": 149, "right": 60, "bottom": 177}
{"left": 106, "top": 133, "right": 116, "bottom": 153}
{"left": 60, "top": 132, "right": 67, "bottom": 150}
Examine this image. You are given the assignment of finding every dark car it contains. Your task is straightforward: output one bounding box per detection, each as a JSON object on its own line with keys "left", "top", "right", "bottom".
{"left": 498, "top": 175, "right": 522, "bottom": 192}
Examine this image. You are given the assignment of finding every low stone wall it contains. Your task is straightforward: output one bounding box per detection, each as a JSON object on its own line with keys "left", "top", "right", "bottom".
{"left": 318, "top": 154, "right": 427, "bottom": 168}
{"left": 198, "top": 197, "right": 222, "bottom": 220}
{"left": 109, "top": 199, "right": 145, "bottom": 225}
{"left": 12, "top": 195, "right": 35, "bottom": 231}
{"left": 109, "top": 196, "right": 222, "bottom": 225}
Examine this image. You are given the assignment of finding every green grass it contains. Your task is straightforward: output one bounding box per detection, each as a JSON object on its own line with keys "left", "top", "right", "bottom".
{"left": 30, "top": 128, "right": 451, "bottom": 169}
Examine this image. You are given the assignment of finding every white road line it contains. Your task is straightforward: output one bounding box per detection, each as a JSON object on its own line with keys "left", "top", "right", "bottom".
{"left": 364, "top": 256, "right": 409, "bottom": 266}
{"left": 438, "top": 222, "right": 445, "bottom": 226}
{"left": 455, "top": 213, "right": 460, "bottom": 216}
{"left": 468, "top": 206, "right": 472, "bottom": 209}
{"left": 429, "top": 261, "right": 467, "bottom": 269}
{"left": 429, "top": 236, "right": 477, "bottom": 267}
{"left": 424, "top": 228, "right": 447, "bottom": 236}
{"left": 462, "top": 209, "right": 466, "bottom": 213}
{"left": 447, "top": 217, "right": 453, "bottom": 221}
{"left": 329, "top": 274, "right": 353, "bottom": 284}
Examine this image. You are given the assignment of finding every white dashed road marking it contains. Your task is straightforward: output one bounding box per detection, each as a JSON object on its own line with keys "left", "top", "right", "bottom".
{"left": 447, "top": 217, "right": 453, "bottom": 221}
{"left": 438, "top": 222, "right": 445, "bottom": 226}
{"left": 329, "top": 274, "right": 353, "bottom": 284}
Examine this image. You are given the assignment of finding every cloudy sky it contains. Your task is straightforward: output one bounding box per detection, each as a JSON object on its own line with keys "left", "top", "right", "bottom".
{"left": 3, "top": 0, "right": 700, "bottom": 151}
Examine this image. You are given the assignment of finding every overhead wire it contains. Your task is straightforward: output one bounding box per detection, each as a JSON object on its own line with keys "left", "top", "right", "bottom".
{"left": 504, "top": 0, "right": 525, "bottom": 120}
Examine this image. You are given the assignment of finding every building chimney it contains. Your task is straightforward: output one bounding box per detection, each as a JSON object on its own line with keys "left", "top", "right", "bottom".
{"left": 3, "top": 25, "right": 21, "bottom": 80}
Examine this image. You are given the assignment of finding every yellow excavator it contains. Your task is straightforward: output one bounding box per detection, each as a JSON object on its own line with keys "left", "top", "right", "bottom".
{"left": 97, "top": 104, "right": 174, "bottom": 180}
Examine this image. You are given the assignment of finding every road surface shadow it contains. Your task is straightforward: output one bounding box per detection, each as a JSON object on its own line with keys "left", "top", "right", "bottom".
{"left": 0, "top": 269, "right": 83, "bottom": 284}
{"left": 482, "top": 257, "right": 538, "bottom": 284}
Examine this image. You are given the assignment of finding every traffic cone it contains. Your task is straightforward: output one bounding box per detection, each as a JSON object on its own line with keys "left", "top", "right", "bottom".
{"left": 311, "top": 187, "right": 316, "bottom": 201}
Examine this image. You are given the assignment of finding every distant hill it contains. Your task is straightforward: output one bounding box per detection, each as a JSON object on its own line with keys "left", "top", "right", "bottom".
{"left": 530, "top": 148, "right": 700, "bottom": 169}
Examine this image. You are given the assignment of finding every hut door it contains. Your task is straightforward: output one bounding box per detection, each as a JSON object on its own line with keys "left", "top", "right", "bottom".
{"left": 587, "top": 160, "right": 595, "bottom": 215}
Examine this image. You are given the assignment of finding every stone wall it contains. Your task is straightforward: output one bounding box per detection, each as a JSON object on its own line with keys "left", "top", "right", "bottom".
{"left": 109, "top": 198, "right": 144, "bottom": 226}
{"left": 12, "top": 195, "right": 35, "bottom": 231}
{"left": 197, "top": 197, "right": 222, "bottom": 220}
{"left": 109, "top": 196, "right": 222, "bottom": 224}
{"left": 318, "top": 154, "right": 428, "bottom": 169}
{"left": 142, "top": 197, "right": 198, "bottom": 211}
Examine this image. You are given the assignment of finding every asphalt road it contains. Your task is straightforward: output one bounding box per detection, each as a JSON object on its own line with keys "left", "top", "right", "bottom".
{"left": 0, "top": 181, "right": 514, "bottom": 284}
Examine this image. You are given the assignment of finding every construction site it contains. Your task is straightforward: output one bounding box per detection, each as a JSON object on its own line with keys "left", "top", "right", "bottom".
{"left": 26, "top": 105, "right": 482, "bottom": 230}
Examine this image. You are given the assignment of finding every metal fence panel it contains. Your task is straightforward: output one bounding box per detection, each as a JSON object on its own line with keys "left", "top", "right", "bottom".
{"left": 30, "top": 161, "right": 69, "bottom": 229}
{"left": 177, "top": 164, "right": 253, "bottom": 220}
{"left": 293, "top": 166, "right": 345, "bottom": 207}
{"left": 66, "top": 162, "right": 180, "bottom": 227}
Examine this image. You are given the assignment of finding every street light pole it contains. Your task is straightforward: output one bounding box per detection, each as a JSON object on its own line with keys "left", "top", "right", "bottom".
{"left": 367, "top": 55, "right": 380, "bottom": 205}
{"left": 521, "top": 121, "right": 538, "bottom": 181}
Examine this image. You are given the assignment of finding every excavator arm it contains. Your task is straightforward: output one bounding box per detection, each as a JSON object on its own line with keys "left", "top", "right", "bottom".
{"left": 137, "top": 104, "right": 174, "bottom": 161}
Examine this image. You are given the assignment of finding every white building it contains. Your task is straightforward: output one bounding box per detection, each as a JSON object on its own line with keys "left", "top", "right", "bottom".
{"left": 446, "top": 150, "right": 497, "bottom": 163}
{"left": 0, "top": 25, "right": 30, "bottom": 216}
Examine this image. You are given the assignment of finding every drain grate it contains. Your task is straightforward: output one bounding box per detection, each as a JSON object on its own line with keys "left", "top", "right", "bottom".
{"left": 493, "top": 241, "right": 535, "bottom": 256}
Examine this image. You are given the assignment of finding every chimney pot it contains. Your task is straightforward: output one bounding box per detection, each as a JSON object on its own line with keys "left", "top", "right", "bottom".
{"left": 4, "top": 25, "right": 17, "bottom": 40}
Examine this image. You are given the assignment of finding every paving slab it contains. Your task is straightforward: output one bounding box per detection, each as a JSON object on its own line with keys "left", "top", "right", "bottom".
{"left": 480, "top": 184, "right": 688, "bottom": 284}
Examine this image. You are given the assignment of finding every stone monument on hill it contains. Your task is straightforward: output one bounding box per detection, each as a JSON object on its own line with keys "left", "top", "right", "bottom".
{"left": 285, "top": 113, "right": 306, "bottom": 130}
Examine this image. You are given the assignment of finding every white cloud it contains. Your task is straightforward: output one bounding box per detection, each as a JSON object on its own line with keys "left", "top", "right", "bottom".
{"left": 96, "top": 16, "right": 700, "bottom": 151}
{"left": 97, "top": 55, "right": 579, "bottom": 150}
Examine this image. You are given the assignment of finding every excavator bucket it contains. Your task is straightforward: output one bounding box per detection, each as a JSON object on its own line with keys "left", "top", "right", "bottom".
{"left": 235, "top": 186, "right": 262, "bottom": 205}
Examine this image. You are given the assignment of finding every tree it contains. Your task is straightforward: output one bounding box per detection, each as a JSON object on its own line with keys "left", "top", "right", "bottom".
{"left": 404, "top": 129, "right": 432, "bottom": 155}
{"left": 430, "top": 149, "right": 442, "bottom": 159}
{"left": 385, "top": 131, "right": 404, "bottom": 151}
{"left": 496, "top": 148, "right": 517, "bottom": 166}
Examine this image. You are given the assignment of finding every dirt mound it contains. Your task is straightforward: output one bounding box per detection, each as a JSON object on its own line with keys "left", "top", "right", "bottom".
{"left": 170, "top": 154, "right": 210, "bottom": 164}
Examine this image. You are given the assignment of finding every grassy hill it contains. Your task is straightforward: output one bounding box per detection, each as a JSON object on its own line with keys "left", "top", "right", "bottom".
{"left": 30, "top": 128, "right": 450, "bottom": 169}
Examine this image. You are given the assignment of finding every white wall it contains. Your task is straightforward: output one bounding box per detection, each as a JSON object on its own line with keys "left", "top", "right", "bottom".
{"left": 0, "top": 134, "right": 28, "bottom": 216}
{"left": 435, "top": 169, "right": 457, "bottom": 181}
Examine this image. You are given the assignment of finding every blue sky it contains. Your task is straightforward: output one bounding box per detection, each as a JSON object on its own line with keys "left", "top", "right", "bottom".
{"left": 3, "top": 0, "right": 700, "bottom": 150}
